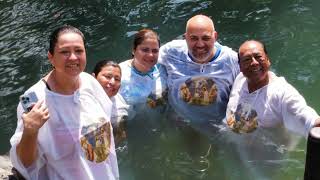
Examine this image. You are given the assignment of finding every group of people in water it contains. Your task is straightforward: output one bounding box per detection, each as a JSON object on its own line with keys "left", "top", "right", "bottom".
{"left": 9, "top": 14, "right": 320, "bottom": 179}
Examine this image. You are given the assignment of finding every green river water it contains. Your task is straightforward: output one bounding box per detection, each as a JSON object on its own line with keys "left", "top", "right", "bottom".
{"left": 1, "top": 0, "right": 320, "bottom": 179}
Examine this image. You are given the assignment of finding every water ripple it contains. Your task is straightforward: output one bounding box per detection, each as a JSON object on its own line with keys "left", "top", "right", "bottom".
{"left": 0, "top": 1, "right": 318, "bottom": 178}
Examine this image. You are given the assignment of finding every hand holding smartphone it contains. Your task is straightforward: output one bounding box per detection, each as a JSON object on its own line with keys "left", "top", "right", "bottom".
{"left": 19, "top": 92, "right": 49, "bottom": 134}
{"left": 20, "top": 92, "right": 38, "bottom": 112}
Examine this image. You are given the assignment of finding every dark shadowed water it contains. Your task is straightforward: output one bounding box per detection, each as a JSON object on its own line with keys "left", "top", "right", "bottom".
{"left": 1, "top": 0, "right": 320, "bottom": 179}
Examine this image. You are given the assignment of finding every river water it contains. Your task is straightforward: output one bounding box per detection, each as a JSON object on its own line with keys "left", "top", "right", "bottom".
{"left": 1, "top": 0, "right": 320, "bottom": 179}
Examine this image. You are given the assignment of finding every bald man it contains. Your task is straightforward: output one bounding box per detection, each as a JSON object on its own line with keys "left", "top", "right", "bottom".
{"left": 158, "top": 15, "right": 239, "bottom": 132}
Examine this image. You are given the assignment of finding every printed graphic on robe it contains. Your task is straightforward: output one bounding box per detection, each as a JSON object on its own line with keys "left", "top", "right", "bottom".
{"left": 179, "top": 77, "right": 217, "bottom": 106}
{"left": 146, "top": 88, "right": 168, "bottom": 108}
{"left": 227, "top": 102, "right": 258, "bottom": 133}
{"left": 112, "top": 115, "right": 128, "bottom": 145}
{"left": 80, "top": 121, "right": 111, "bottom": 163}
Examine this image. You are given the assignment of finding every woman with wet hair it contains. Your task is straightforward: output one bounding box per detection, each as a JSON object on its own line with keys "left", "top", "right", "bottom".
{"left": 92, "top": 60, "right": 130, "bottom": 145}
{"left": 117, "top": 28, "right": 169, "bottom": 180}
{"left": 119, "top": 29, "right": 168, "bottom": 122}
{"left": 10, "top": 25, "right": 119, "bottom": 180}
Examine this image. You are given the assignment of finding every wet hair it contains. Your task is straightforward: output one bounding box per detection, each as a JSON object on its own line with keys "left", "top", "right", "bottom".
{"left": 49, "top": 25, "right": 85, "bottom": 54}
{"left": 132, "top": 29, "right": 160, "bottom": 52}
{"left": 92, "top": 60, "right": 121, "bottom": 77}
{"left": 238, "top": 39, "right": 269, "bottom": 61}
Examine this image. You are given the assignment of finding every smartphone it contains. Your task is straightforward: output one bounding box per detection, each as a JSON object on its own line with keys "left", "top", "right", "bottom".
{"left": 19, "top": 92, "right": 38, "bottom": 112}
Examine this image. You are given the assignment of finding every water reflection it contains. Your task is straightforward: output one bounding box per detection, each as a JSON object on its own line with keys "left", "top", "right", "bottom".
{"left": 1, "top": 0, "right": 320, "bottom": 179}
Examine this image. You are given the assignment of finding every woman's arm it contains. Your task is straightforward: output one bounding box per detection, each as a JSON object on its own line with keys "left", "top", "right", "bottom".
{"left": 16, "top": 100, "right": 49, "bottom": 167}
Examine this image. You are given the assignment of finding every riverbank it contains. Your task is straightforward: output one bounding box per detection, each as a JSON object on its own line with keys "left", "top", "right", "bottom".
{"left": 0, "top": 154, "right": 13, "bottom": 180}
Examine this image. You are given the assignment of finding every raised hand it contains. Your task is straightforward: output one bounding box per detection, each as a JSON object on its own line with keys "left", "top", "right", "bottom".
{"left": 22, "top": 100, "right": 50, "bottom": 135}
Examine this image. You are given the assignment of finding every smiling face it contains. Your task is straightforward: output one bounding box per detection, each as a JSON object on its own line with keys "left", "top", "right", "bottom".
{"left": 48, "top": 32, "right": 86, "bottom": 78}
{"left": 185, "top": 15, "right": 217, "bottom": 64}
{"left": 132, "top": 37, "right": 159, "bottom": 73}
{"left": 95, "top": 65, "right": 121, "bottom": 97}
{"left": 239, "top": 40, "right": 270, "bottom": 89}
